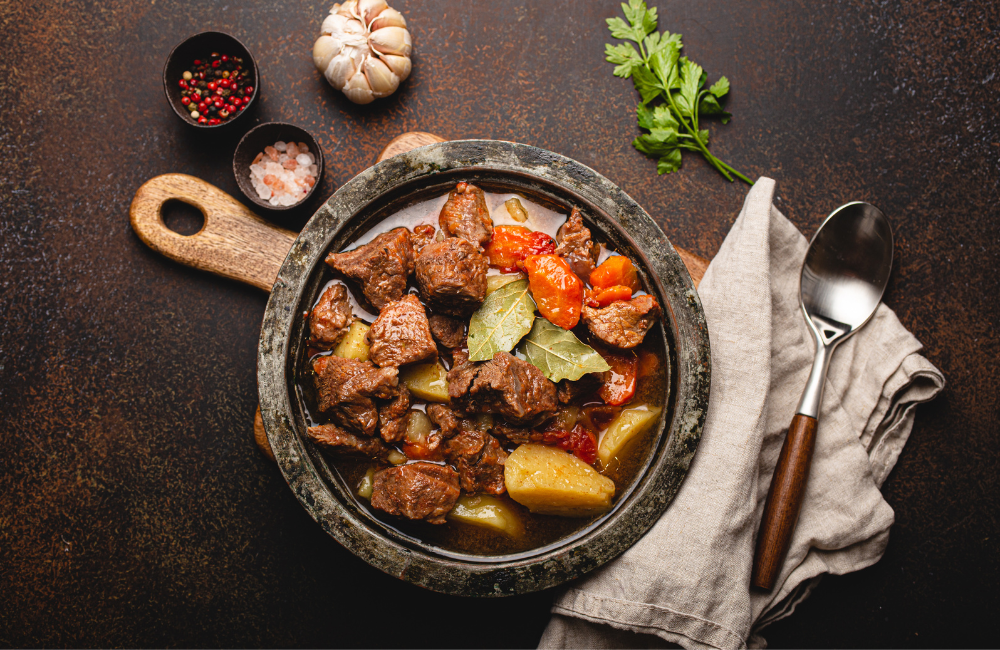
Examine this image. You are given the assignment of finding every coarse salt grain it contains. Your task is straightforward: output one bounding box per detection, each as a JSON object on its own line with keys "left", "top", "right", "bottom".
{"left": 249, "top": 140, "right": 317, "bottom": 207}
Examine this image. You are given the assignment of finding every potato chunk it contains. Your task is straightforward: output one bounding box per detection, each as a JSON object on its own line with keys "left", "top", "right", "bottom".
{"left": 448, "top": 495, "right": 524, "bottom": 537}
{"left": 597, "top": 406, "right": 662, "bottom": 468}
{"left": 357, "top": 467, "right": 376, "bottom": 499}
{"left": 504, "top": 444, "right": 615, "bottom": 516}
{"left": 399, "top": 361, "right": 450, "bottom": 402}
{"left": 332, "top": 321, "right": 371, "bottom": 361}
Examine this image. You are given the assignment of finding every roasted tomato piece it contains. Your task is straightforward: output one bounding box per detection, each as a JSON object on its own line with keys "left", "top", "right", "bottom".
{"left": 522, "top": 254, "right": 583, "bottom": 329}
{"left": 401, "top": 440, "right": 446, "bottom": 462}
{"left": 538, "top": 424, "right": 599, "bottom": 464}
{"left": 584, "top": 285, "right": 633, "bottom": 308}
{"left": 598, "top": 350, "right": 638, "bottom": 406}
{"left": 484, "top": 225, "right": 556, "bottom": 272}
{"left": 590, "top": 255, "right": 641, "bottom": 293}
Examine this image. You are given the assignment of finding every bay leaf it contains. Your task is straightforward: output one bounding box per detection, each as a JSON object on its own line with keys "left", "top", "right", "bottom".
{"left": 467, "top": 279, "right": 536, "bottom": 362}
{"left": 520, "top": 317, "right": 611, "bottom": 382}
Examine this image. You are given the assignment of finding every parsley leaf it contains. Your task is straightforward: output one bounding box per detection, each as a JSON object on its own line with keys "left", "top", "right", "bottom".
{"left": 604, "top": 2, "right": 751, "bottom": 184}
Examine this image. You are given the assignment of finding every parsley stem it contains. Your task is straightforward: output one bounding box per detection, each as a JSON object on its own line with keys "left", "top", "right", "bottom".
{"left": 663, "top": 89, "right": 735, "bottom": 181}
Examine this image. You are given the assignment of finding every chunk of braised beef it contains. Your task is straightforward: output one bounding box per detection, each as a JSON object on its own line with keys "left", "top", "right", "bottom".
{"left": 325, "top": 228, "right": 414, "bottom": 311}
{"left": 447, "top": 351, "right": 558, "bottom": 426}
{"left": 309, "top": 283, "right": 353, "bottom": 349}
{"left": 438, "top": 182, "right": 493, "bottom": 247}
{"left": 312, "top": 355, "right": 398, "bottom": 436}
{"left": 415, "top": 238, "right": 488, "bottom": 317}
{"left": 377, "top": 384, "right": 411, "bottom": 444}
{"left": 580, "top": 404, "right": 623, "bottom": 432}
{"left": 581, "top": 295, "right": 661, "bottom": 349}
{"left": 428, "top": 314, "right": 466, "bottom": 349}
{"left": 367, "top": 295, "right": 437, "bottom": 368}
{"left": 411, "top": 223, "right": 437, "bottom": 253}
{"left": 426, "top": 403, "right": 464, "bottom": 440}
{"left": 306, "top": 423, "right": 389, "bottom": 459}
{"left": 370, "top": 462, "right": 460, "bottom": 524}
{"left": 555, "top": 207, "right": 601, "bottom": 284}
{"left": 489, "top": 419, "right": 537, "bottom": 445}
{"left": 557, "top": 375, "right": 600, "bottom": 405}
{"left": 444, "top": 429, "right": 508, "bottom": 495}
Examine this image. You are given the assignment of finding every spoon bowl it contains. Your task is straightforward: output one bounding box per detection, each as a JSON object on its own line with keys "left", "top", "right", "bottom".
{"left": 752, "top": 201, "right": 893, "bottom": 591}
{"left": 801, "top": 202, "right": 894, "bottom": 341}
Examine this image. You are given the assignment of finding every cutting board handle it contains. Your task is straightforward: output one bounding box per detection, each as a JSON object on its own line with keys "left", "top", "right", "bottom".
{"left": 130, "top": 173, "right": 296, "bottom": 292}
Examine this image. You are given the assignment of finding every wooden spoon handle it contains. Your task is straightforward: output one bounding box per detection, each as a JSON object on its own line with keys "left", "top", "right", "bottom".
{"left": 751, "top": 413, "right": 818, "bottom": 590}
{"left": 129, "top": 173, "right": 296, "bottom": 292}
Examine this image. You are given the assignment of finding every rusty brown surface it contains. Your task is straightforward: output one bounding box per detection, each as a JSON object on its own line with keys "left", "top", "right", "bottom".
{"left": 0, "top": 0, "right": 997, "bottom": 647}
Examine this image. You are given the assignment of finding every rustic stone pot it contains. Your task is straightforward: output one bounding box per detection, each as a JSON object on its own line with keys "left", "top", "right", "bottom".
{"left": 257, "top": 140, "right": 711, "bottom": 596}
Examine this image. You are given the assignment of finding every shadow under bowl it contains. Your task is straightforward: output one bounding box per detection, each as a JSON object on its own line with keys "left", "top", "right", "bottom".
{"left": 233, "top": 122, "right": 325, "bottom": 211}
{"left": 162, "top": 31, "right": 259, "bottom": 129}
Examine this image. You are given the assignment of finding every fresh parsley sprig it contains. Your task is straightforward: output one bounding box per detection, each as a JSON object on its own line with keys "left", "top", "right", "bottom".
{"left": 606, "top": 0, "right": 752, "bottom": 184}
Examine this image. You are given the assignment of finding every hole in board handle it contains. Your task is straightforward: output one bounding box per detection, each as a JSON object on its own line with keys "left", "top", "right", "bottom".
{"left": 161, "top": 199, "right": 206, "bottom": 236}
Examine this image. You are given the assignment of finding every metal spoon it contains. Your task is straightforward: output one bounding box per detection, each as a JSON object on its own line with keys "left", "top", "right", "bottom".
{"left": 751, "top": 201, "right": 893, "bottom": 590}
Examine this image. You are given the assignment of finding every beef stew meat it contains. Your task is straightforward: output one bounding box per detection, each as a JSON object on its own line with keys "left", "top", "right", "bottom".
{"left": 300, "top": 183, "right": 667, "bottom": 555}
{"left": 377, "top": 384, "right": 411, "bottom": 444}
{"left": 582, "top": 295, "right": 662, "bottom": 350}
{"left": 428, "top": 314, "right": 466, "bottom": 350}
{"left": 367, "top": 295, "right": 437, "bottom": 368}
{"left": 411, "top": 223, "right": 437, "bottom": 252}
{"left": 438, "top": 181, "right": 494, "bottom": 247}
{"left": 309, "top": 283, "right": 353, "bottom": 348}
{"left": 444, "top": 429, "right": 508, "bottom": 495}
{"left": 307, "top": 423, "right": 390, "bottom": 458}
{"left": 426, "top": 403, "right": 463, "bottom": 440}
{"left": 448, "top": 351, "right": 558, "bottom": 426}
{"left": 555, "top": 207, "right": 600, "bottom": 284}
{"left": 371, "top": 462, "right": 461, "bottom": 525}
{"left": 313, "top": 355, "right": 398, "bottom": 437}
{"left": 326, "top": 227, "right": 414, "bottom": 310}
{"left": 415, "top": 238, "right": 488, "bottom": 317}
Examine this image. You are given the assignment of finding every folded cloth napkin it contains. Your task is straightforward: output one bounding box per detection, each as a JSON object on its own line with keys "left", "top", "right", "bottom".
{"left": 538, "top": 178, "right": 945, "bottom": 650}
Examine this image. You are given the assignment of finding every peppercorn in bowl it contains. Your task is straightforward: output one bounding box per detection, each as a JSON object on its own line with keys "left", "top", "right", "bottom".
{"left": 162, "top": 31, "right": 259, "bottom": 128}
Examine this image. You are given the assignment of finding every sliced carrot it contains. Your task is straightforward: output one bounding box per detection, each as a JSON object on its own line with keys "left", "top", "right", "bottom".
{"left": 585, "top": 285, "right": 633, "bottom": 308}
{"left": 522, "top": 254, "right": 583, "bottom": 330}
{"left": 590, "top": 255, "right": 641, "bottom": 293}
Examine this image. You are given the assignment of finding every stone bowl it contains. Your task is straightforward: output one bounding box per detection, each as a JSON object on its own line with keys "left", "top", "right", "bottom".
{"left": 257, "top": 140, "right": 711, "bottom": 596}
{"left": 233, "top": 122, "right": 324, "bottom": 211}
{"left": 162, "top": 31, "right": 258, "bottom": 129}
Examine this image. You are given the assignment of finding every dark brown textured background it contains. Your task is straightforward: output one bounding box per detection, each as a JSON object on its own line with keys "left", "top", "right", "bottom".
{"left": 1, "top": 0, "right": 997, "bottom": 647}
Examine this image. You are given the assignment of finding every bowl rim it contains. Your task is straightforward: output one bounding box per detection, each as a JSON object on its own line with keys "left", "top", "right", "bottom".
{"left": 233, "top": 122, "right": 325, "bottom": 211}
{"left": 257, "top": 140, "right": 711, "bottom": 596}
{"left": 162, "top": 30, "right": 259, "bottom": 129}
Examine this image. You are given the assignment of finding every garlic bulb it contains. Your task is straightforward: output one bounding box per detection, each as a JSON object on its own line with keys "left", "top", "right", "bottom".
{"left": 312, "top": 0, "right": 412, "bottom": 104}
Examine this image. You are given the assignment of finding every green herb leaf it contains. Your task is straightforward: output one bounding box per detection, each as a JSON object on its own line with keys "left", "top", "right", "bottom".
{"left": 633, "top": 132, "right": 676, "bottom": 157}
{"left": 709, "top": 76, "right": 730, "bottom": 98}
{"left": 676, "top": 58, "right": 704, "bottom": 116}
{"left": 467, "top": 280, "right": 536, "bottom": 362}
{"left": 605, "top": 2, "right": 751, "bottom": 185}
{"left": 605, "top": 43, "right": 643, "bottom": 78}
{"left": 656, "top": 149, "right": 683, "bottom": 174}
{"left": 632, "top": 65, "right": 664, "bottom": 104}
{"left": 520, "top": 318, "right": 611, "bottom": 383}
{"left": 606, "top": 16, "right": 639, "bottom": 42}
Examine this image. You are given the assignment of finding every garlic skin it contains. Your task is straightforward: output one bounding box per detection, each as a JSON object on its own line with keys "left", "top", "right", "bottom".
{"left": 313, "top": 0, "right": 412, "bottom": 104}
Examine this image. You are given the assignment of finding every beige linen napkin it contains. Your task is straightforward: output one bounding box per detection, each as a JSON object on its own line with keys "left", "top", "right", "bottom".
{"left": 538, "top": 178, "right": 945, "bottom": 650}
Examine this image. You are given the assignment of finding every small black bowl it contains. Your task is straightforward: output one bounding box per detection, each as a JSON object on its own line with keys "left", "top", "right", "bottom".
{"left": 163, "top": 31, "right": 259, "bottom": 129}
{"left": 234, "top": 122, "right": 325, "bottom": 211}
